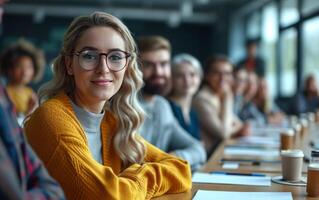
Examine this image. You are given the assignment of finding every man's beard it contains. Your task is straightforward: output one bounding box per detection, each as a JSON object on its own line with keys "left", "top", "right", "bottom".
{"left": 142, "top": 76, "right": 171, "bottom": 96}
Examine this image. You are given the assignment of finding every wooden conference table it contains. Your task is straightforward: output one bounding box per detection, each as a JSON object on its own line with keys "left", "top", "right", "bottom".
{"left": 154, "top": 121, "right": 319, "bottom": 200}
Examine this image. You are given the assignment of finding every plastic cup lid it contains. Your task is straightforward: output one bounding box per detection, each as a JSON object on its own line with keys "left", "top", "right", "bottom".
{"left": 307, "top": 112, "right": 315, "bottom": 121}
{"left": 300, "top": 119, "right": 308, "bottom": 126}
{"left": 294, "top": 123, "right": 302, "bottom": 131}
{"left": 281, "top": 149, "right": 304, "bottom": 157}
{"left": 308, "top": 163, "right": 319, "bottom": 170}
{"left": 281, "top": 129, "right": 294, "bottom": 136}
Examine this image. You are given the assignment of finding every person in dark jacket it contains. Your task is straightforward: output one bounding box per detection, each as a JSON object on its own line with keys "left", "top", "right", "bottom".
{"left": 237, "top": 39, "right": 265, "bottom": 78}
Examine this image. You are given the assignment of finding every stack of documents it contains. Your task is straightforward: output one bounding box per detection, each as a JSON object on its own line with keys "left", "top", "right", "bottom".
{"left": 251, "top": 127, "right": 288, "bottom": 135}
{"left": 193, "top": 190, "right": 292, "bottom": 200}
{"left": 224, "top": 146, "right": 279, "bottom": 157}
{"left": 192, "top": 172, "right": 271, "bottom": 186}
{"left": 237, "top": 136, "right": 280, "bottom": 148}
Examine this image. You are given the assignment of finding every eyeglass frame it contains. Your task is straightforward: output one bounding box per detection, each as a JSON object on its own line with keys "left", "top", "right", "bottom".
{"left": 208, "top": 69, "right": 233, "bottom": 77}
{"left": 70, "top": 49, "right": 131, "bottom": 72}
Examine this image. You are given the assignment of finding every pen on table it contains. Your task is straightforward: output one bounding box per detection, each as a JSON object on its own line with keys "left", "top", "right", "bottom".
{"left": 221, "top": 160, "right": 260, "bottom": 166}
{"left": 221, "top": 158, "right": 281, "bottom": 164}
{"left": 226, "top": 145, "right": 269, "bottom": 150}
{"left": 210, "top": 171, "right": 266, "bottom": 177}
{"left": 221, "top": 159, "right": 261, "bottom": 166}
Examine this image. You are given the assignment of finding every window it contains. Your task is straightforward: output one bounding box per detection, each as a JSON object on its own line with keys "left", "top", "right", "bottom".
{"left": 261, "top": 2, "right": 278, "bottom": 98}
{"left": 280, "top": 28, "right": 297, "bottom": 96}
{"left": 246, "top": 12, "right": 260, "bottom": 39}
{"left": 281, "top": 0, "right": 299, "bottom": 27}
{"left": 302, "top": 16, "right": 319, "bottom": 83}
{"left": 302, "top": 0, "right": 319, "bottom": 16}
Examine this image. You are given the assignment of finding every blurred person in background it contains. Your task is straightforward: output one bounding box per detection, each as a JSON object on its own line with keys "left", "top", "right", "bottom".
{"left": 24, "top": 12, "right": 191, "bottom": 199}
{"left": 237, "top": 39, "right": 265, "bottom": 78}
{"left": 167, "top": 53, "right": 202, "bottom": 141}
{"left": 232, "top": 68, "right": 248, "bottom": 116}
{"left": 137, "top": 36, "right": 206, "bottom": 171}
{"left": 292, "top": 74, "right": 319, "bottom": 115}
{"left": 238, "top": 71, "right": 265, "bottom": 125}
{"left": 254, "top": 78, "right": 285, "bottom": 125}
{"left": 0, "top": 0, "right": 65, "bottom": 199}
{"left": 193, "top": 54, "right": 250, "bottom": 155}
{"left": 0, "top": 39, "right": 45, "bottom": 122}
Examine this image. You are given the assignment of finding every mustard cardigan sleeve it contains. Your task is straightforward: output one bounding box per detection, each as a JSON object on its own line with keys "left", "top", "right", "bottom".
{"left": 24, "top": 102, "right": 191, "bottom": 200}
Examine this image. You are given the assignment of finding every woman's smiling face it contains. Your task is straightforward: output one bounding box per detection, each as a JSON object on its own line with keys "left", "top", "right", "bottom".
{"left": 67, "top": 26, "right": 127, "bottom": 109}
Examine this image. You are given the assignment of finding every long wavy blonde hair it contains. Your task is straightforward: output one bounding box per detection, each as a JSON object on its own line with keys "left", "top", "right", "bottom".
{"left": 38, "top": 12, "right": 145, "bottom": 167}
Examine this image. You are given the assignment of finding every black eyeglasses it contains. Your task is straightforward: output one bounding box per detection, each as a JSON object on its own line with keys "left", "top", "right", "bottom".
{"left": 210, "top": 70, "right": 232, "bottom": 77}
{"left": 72, "top": 49, "right": 131, "bottom": 71}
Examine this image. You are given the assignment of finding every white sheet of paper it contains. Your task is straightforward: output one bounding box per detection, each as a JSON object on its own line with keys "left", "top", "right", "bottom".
{"left": 193, "top": 190, "right": 293, "bottom": 200}
{"left": 238, "top": 136, "right": 280, "bottom": 147}
{"left": 222, "top": 162, "right": 239, "bottom": 169}
{"left": 252, "top": 127, "right": 288, "bottom": 136}
{"left": 224, "top": 147, "right": 279, "bottom": 157}
{"left": 192, "top": 172, "right": 271, "bottom": 186}
{"left": 239, "top": 135, "right": 280, "bottom": 145}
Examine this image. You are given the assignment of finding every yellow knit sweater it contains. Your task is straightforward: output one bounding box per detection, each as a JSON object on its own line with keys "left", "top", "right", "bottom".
{"left": 24, "top": 92, "right": 191, "bottom": 200}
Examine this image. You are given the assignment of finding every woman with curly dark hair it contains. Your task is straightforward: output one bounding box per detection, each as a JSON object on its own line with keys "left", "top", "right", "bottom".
{"left": 0, "top": 39, "right": 45, "bottom": 118}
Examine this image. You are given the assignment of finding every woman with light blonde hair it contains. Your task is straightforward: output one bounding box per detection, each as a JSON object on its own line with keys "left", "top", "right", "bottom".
{"left": 168, "top": 53, "right": 203, "bottom": 140}
{"left": 24, "top": 12, "right": 191, "bottom": 200}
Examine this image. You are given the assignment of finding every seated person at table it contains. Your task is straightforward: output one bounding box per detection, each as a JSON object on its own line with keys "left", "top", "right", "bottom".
{"left": 24, "top": 12, "right": 191, "bottom": 200}
{"left": 291, "top": 74, "right": 319, "bottom": 114}
{"left": 193, "top": 55, "right": 250, "bottom": 155}
{"left": 253, "top": 78, "right": 285, "bottom": 125}
{"left": 168, "top": 53, "right": 202, "bottom": 141}
{"left": 233, "top": 68, "right": 248, "bottom": 116}
{"left": 238, "top": 71, "right": 266, "bottom": 125}
{"left": 0, "top": 39, "right": 45, "bottom": 120}
{"left": 137, "top": 36, "right": 206, "bottom": 171}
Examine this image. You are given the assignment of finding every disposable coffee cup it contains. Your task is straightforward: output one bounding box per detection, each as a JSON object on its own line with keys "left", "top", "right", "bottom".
{"left": 293, "top": 123, "right": 301, "bottom": 143}
{"left": 280, "top": 129, "right": 294, "bottom": 150}
{"left": 300, "top": 119, "right": 309, "bottom": 137}
{"left": 316, "top": 111, "right": 319, "bottom": 123}
{"left": 281, "top": 149, "right": 304, "bottom": 182}
{"left": 289, "top": 115, "right": 298, "bottom": 126}
{"left": 294, "top": 123, "right": 302, "bottom": 135}
{"left": 307, "top": 112, "right": 315, "bottom": 122}
{"left": 307, "top": 163, "right": 319, "bottom": 197}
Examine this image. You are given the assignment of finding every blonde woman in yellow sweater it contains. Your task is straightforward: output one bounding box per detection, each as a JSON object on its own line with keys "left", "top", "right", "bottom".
{"left": 24, "top": 12, "right": 191, "bottom": 200}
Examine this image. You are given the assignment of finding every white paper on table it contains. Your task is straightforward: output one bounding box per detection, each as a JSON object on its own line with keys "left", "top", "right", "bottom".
{"left": 192, "top": 172, "right": 271, "bottom": 186}
{"left": 193, "top": 190, "right": 293, "bottom": 200}
{"left": 222, "top": 162, "right": 239, "bottom": 169}
{"left": 235, "top": 136, "right": 280, "bottom": 148}
{"left": 251, "top": 127, "right": 288, "bottom": 136}
{"left": 238, "top": 135, "right": 280, "bottom": 147}
{"left": 224, "top": 147, "right": 279, "bottom": 157}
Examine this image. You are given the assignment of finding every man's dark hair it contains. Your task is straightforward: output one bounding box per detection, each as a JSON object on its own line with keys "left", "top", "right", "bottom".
{"left": 204, "top": 54, "right": 232, "bottom": 74}
{"left": 245, "top": 38, "right": 260, "bottom": 47}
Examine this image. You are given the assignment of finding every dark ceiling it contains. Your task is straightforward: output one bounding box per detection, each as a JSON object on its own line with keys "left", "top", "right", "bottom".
{"left": 6, "top": 0, "right": 251, "bottom": 25}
